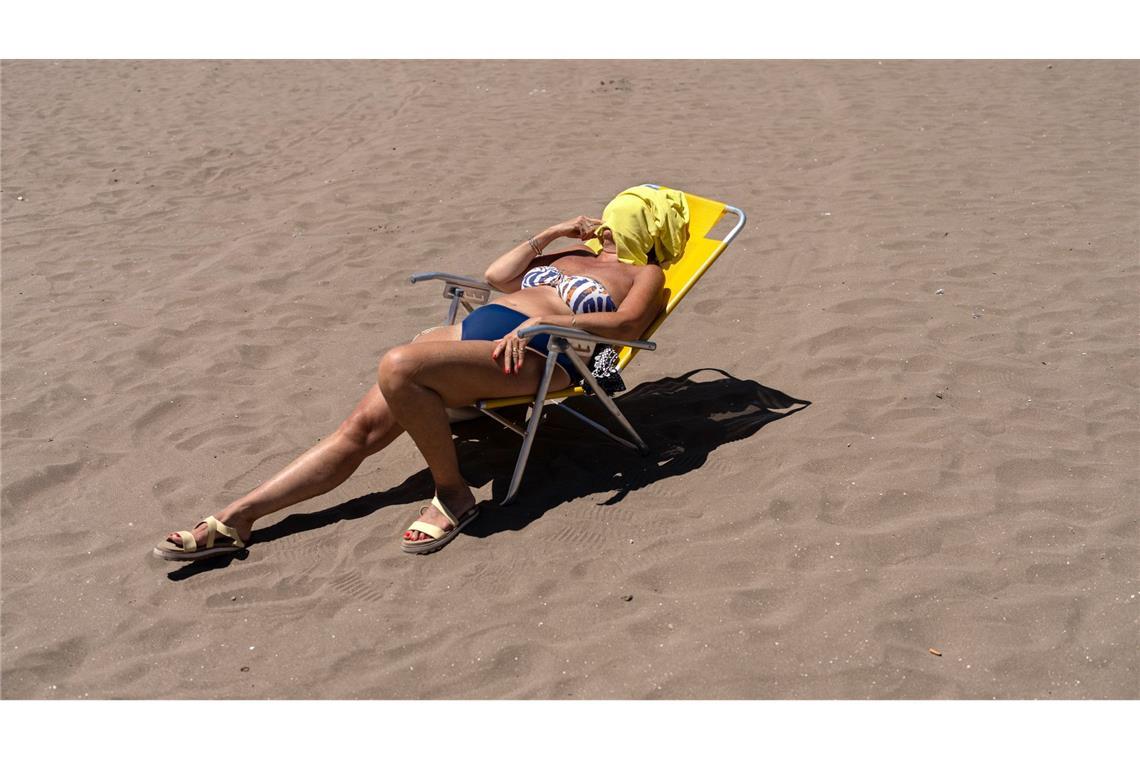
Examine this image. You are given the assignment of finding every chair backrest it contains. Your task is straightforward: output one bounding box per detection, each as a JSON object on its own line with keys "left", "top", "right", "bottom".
{"left": 615, "top": 186, "right": 744, "bottom": 371}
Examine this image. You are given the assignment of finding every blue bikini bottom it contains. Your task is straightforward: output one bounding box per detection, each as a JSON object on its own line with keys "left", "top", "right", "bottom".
{"left": 460, "top": 304, "right": 583, "bottom": 384}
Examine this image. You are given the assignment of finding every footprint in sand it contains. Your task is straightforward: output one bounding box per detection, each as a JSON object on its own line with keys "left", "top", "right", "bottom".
{"left": 593, "top": 78, "right": 633, "bottom": 93}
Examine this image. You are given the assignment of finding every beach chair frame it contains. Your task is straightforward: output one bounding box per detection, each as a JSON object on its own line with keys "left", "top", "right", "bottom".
{"left": 410, "top": 184, "right": 746, "bottom": 504}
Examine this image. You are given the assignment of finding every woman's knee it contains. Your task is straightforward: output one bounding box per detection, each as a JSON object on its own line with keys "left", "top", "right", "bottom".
{"left": 336, "top": 385, "right": 399, "bottom": 452}
{"left": 377, "top": 345, "right": 419, "bottom": 391}
{"left": 335, "top": 410, "right": 375, "bottom": 448}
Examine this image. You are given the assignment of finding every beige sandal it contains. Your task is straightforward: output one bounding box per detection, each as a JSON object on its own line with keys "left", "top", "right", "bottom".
{"left": 153, "top": 516, "right": 246, "bottom": 561}
{"left": 401, "top": 496, "right": 479, "bottom": 555}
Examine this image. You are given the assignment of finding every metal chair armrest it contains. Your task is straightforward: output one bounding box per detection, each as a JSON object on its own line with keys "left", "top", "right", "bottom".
{"left": 409, "top": 272, "right": 494, "bottom": 325}
{"left": 517, "top": 324, "right": 656, "bottom": 351}
{"left": 409, "top": 272, "right": 494, "bottom": 291}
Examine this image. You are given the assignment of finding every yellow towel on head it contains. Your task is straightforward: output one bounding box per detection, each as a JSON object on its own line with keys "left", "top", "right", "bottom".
{"left": 586, "top": 186, "right": 690, "bottom": 265}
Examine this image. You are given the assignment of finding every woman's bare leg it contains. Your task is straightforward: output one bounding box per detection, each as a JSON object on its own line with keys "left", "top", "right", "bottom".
{"left": 166, "top": 326, "right": 463, "bottom": 548}
{"left": 378, "top": 339, "right": 572, "bottom": 542}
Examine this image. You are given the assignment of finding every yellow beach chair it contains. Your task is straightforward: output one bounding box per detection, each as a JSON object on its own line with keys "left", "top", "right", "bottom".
{"left": 410, "top": 185, "right": 746, "bottom": 504}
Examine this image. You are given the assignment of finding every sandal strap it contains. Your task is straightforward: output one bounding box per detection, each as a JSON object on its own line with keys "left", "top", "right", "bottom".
{"left": 177, "top": 530, "right": 196, "bottom": 552}
{"left": 430, "top": 496, "right": 458, "bottom": 526}
{"left": 406, "top": 520, "right": 446, "bottom": 540}
{"left": 204, "top": 516, "right": 245, "bottom": 548}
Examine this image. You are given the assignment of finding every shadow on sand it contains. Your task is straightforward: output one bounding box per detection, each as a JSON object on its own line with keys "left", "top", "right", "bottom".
{"left": 455, "top": 368, "right": 810, "bottom": 537}
{"left": 166, "top": 368, "right": 808, "bottom": 578}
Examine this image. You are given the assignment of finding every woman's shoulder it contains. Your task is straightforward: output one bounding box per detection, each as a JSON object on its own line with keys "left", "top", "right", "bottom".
{"left": 634, "top": 262, "right": 665, "bottom": 284}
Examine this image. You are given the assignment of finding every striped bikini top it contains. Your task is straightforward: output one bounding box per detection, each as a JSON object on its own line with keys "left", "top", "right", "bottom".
{"left": 521, "top": 265, "right": 618, "bottom": 314}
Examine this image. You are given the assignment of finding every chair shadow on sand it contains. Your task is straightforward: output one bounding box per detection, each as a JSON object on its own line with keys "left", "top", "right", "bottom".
{"left": 166, "top": 368, "right": 809, "bottom": 579}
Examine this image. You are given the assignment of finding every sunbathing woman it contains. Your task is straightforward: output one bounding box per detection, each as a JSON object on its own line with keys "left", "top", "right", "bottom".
{"left": 154, "top": 186, "right": 689, "bottom": 558}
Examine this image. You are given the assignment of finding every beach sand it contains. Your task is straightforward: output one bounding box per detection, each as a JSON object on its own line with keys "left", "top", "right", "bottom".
{"left": 1, "top": 60, "right": 1136, "bottom": 698}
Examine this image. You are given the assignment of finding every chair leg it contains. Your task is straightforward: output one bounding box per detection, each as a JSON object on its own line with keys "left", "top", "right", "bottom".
{"left": 500, "top": 347, "right": 562, "bottom": 505}
{"left": 446, "top": 293, "right": 461, "bottom": 325}
{"left": 552, "top": 402, "right": 641, "bottom": 450}
{"left": 560, "top": 345, "right": 650, "bottom": 455}
{"left": 479, "top": 406, "right": 527, "bottom": 437}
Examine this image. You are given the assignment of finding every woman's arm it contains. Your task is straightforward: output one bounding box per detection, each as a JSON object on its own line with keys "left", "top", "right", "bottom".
{"left": 484, "top": 216, "right": 601, "bottom": 291}
{"left": 492, "top": 265, "right": 665, "bottom": 374}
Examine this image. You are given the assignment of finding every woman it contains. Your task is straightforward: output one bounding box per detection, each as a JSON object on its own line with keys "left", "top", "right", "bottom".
{"left": 154, "top": 186, "right": 689, "bottom": 558}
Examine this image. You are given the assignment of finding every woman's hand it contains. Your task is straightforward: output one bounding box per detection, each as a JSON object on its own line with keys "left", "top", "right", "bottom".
{"left": 491, "top": 316, "right": 545, "bottom": 374}
{"left": 553, "top": 215, "right": 604, "bottom": 241}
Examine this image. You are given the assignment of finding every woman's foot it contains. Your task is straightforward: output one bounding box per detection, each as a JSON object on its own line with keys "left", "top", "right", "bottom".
{"left": 166, "top": 510, "right": 253, "bottom": 549}
{"left": 154, "top": 514, "right": 251, "bottom": 561}
{"left": 401, "top": 489, "right": 478, "bottom": 553}
{"left": 403, "top": 492, "right": 477, "bottom": 543}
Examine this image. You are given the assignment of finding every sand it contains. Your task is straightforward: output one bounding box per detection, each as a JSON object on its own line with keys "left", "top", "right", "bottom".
{"left": 1, "top": 60, "right": 1136, "bottom": 699}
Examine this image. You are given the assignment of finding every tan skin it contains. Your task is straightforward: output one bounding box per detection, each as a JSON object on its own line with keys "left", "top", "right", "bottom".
{"left": 164, "top": 215, "right": 665, "bottom": 551}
